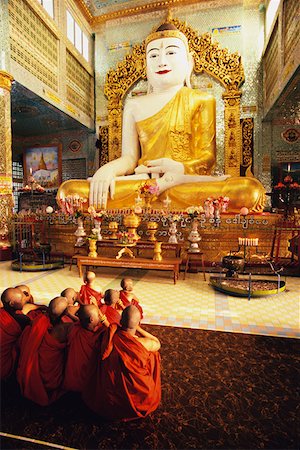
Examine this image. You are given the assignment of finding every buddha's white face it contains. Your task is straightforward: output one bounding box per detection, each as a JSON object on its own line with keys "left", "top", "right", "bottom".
{"left": 146, "top": 37, "right": 190, "bottom": 92}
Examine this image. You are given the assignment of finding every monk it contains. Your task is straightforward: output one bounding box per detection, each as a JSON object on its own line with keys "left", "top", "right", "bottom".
{"left": 57, "top": 21, "right": 265, "bottom": 213}
{"left": 16, "top": 296, "right": 71, "bottom": 406}
{"left": 63, "top": 304, "right": 109, "bottom": 393}
{"left": 79, "top": 271, "right": 103, "bottom": 307}
{"left": 101, "top": 289, "right": 125, "bottom": 324}
{"left": 119, "top": 278, "right": 143, "bottom": 319}
{"left": 15, "top": 284, "right": 48, "bottom": 318}
{"left": 15, "top": 284, "right": 34, "bottom": 304}
{"left": 60, "top": 287, "right": 81, "bottom": 322}
{"left": 0, "top": 287, "right": 31, "bottom": 380}
{"left": 83, "top": 305, "right": 161, "bottom": 420}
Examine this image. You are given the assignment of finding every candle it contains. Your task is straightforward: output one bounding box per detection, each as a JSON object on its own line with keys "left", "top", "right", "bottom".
{"left": 248, "top": 273, "right": 252, "bottom": 301}
{"left": 29, "top": 167, "right": 32, "bottom": 175}
{"left": 287, "top": 163, "right": 291, "bottom": 173}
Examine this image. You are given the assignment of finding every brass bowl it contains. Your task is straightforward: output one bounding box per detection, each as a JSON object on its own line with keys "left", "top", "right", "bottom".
{"left": 123, "top": 213, "right": 141, "bottom": 228}
{"left": 147, "top": 221, "right": 158, "bottom": 230}
{"left": 222, "top": 255, "right": 245, "bottom": 277}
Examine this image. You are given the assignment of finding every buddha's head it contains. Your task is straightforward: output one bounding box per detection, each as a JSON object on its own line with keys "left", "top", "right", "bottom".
{"left": 145, "top": 22, "right": 193, "bottom": 93}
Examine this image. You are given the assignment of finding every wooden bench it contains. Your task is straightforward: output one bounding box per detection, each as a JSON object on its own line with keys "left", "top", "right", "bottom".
{"left": 73, "top": 255, "right": 182, "bottom": 284}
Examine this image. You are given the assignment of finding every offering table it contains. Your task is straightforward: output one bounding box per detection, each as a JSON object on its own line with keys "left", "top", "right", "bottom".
{"left": 73, "top": 254, "right": 182, "bottom": 284}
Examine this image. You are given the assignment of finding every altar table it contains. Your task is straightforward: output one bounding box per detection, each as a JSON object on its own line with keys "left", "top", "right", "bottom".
{"left": 73, "top": 255, "right": 182, "bottom": 284}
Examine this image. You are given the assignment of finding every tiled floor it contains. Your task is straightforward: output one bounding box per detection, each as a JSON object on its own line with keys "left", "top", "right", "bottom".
{"left": 1, "top": 261, "right": 299, "bottom": 338}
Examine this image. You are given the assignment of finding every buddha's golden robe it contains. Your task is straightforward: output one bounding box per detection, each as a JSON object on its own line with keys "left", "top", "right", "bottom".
{"left": 57, "top": 87, "right": 265, "bottom": 212}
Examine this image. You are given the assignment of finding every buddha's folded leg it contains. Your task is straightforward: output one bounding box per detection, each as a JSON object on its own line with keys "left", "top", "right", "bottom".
{"left": 57, "top": 177, "right": 265, "bottom": 213}
{"left": 165, "top": 177, "right": 265, "bottom": 212}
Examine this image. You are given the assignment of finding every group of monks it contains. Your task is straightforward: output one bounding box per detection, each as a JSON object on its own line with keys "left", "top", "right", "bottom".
{"left": 0, "top": 274, "right": 161, "bottom": 421}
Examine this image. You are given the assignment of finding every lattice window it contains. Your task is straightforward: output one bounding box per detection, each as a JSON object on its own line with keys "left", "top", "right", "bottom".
{"left": 12, "top": 161, "right": 23, "bottom": 213}
{"left": 264, "top": 20, "right": 279, "bottom": 96}
{"left": 66, "top": 50, "right": 94, "bottom": 117}
{"left": 8, "top": 0, "right": 58, "bottom": 91}
{"left": 283, "top": 0, "right": 299, "bottom": 65}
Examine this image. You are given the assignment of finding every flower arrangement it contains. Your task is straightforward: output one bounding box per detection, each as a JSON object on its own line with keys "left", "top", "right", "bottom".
{"left": 272, "top": 175, "right": 300, "bottom": 218}
{"left": 274, "top": 175, "right": 300, "bottom": 190}
{"left": 117, "top": 231, "right": 135, "bottom": 245}
{"left": 185, "top": 206, "right": 204, "bottom": 220}
{"left": 138, "top": 180, "right": 160, "bottom": 208}
{"left": 138, "top": 179, "right": 160, "bottom": 196}
{"left": 204, "top": 196, "right": 229, "bottom": 219}
{"left": 60, "top": 194, "right": 87, "bottom": 215}
{"left": 87, "top": 206, "right": 106, "bottom": 221}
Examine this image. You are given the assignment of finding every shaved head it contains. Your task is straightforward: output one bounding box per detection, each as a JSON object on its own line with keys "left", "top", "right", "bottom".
{"left": 15, "top": 284, "right": 33, "bottom": 303}
{"left": 77, "top": 304, "right": 100, "bottom": 330}
{"left": 61, "top": 288, "right": 78, "bottom": 305}
{"left": 104, "top": 289, "right": 119, "bottom": 306}
{"left": 1, "top": 287, "right": 27, "bottom": 310}
{"left": 120, "top": 278, "right": 133, "bottom": 292}
{"left": 48, "top": 296, "right": 68, "bottom": 324}
{"left": 85, "top": 271, "right": 96, "bottom": 284}
{"left": 121, "top": 305, "right": 141, "bottom": 330}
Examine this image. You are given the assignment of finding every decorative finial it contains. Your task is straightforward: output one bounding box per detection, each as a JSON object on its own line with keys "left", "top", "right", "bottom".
{"left": 166, "top": 10, "right": 173, "bottom": 22}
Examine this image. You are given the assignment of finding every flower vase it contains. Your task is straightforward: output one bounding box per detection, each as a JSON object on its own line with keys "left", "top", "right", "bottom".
{"left": 74, "top": 217, "right": 86, "bottom": 246}
{"left": 92, "top": 220, "right": 102, "bottom": 241}
{"left": 143, "top": 193, "right": 152, "bottom": 209}
{"left": 168, "top": 222, "right": 178, "bottom": 244}
{"left": 188, "top": 220, "right": 201, "bottom": 253}
{"left": 88, "top": 239, "right": 98, "bottom": 257}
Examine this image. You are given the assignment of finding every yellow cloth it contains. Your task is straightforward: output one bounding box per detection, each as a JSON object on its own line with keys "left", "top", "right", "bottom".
{"left": 137, "top": 87, "right": 216, "bottom": 175}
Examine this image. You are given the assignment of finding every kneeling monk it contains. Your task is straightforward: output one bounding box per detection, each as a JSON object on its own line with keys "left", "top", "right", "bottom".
{"left": 17, "top": 297, "right": 71, "bottom": 406}
{"left": 83, "top": 305, "right": 161, "bottom": 420}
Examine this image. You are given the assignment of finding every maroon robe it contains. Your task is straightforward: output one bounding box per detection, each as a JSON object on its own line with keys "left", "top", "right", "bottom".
{"left": 83, "top": 324, "right": 161, "bottom": 420}
{"left": 119, "top": 291, "right": 144, "bottom": 319}
{"left": 79, "top": 285, "right": 103, "bottom": 307}
{"left": 0, "top": 309, "right": 22, "bottom": 379}
{"left": 17, "top": 314, "right": 66, "bottom": 406}
{"left": 63, "top": 322, "right": 105, "bottom": 392}
{"left": 100, "top": 304, "right": 121, "bottom": 325}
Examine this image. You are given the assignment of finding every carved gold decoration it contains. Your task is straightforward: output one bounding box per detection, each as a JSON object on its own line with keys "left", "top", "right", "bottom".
{"left": 241, "top": 118, "right": 254, "bottom": 175}
{"left": 103, "top": 17, "right": 244, "bottom": 176}
{"left": 99, "top": 126, "right": 109, "bottom": 167}
{"left": 0, "top": 71, "right": 14, "bottom": 91}
{"left": 223, "top": 92, "right": 242, "bottom": 176}
{"left": 92, "top": 0, "right": 227, "bottom": 25}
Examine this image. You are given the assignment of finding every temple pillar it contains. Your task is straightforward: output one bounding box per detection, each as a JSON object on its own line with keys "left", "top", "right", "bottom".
{"left": 223, "top": 91, "right": 243, "bottom": 177}
{"left": 0, "top": 70, "right": 14, "bottom": 249}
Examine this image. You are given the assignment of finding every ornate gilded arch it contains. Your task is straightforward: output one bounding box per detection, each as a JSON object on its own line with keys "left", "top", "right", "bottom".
{"left": 103, "top": 17, "right": 245, "bottom": 177}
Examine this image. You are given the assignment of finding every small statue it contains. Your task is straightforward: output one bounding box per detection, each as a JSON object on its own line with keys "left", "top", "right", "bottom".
{"left": 168, "top": 221, "right": 178, "bottom": 244}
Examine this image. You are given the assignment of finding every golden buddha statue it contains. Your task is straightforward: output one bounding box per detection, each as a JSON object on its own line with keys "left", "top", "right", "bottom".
{"left": 57, "top": 22, "right": 265, "bottom": 213}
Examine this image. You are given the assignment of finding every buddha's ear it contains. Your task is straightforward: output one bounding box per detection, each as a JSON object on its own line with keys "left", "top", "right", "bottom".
{"left": 185, "top": 52, "right": 194, "bottom": 88}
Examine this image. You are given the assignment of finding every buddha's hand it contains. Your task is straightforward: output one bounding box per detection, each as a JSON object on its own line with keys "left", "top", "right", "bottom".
{"left": 89, "top": 167, "right": 116, "bottom": 209}
{"left": 146, "top": 158, "right": 185, "bottom": 176}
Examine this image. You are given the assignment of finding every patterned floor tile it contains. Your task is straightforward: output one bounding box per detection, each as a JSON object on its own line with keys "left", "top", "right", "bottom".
{"left": 0, "top": 261, "right": 299, "bottom": 337}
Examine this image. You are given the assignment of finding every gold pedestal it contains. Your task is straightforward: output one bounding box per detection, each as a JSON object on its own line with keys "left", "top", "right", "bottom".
{"left": 153, "top": 241, "right": 162, "bottom": 261}
{"left": 147, "top": 221, "right": 158, "bottom": 241}
{"left": 88, "top": 239, "right": 98, "bottom": 257}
